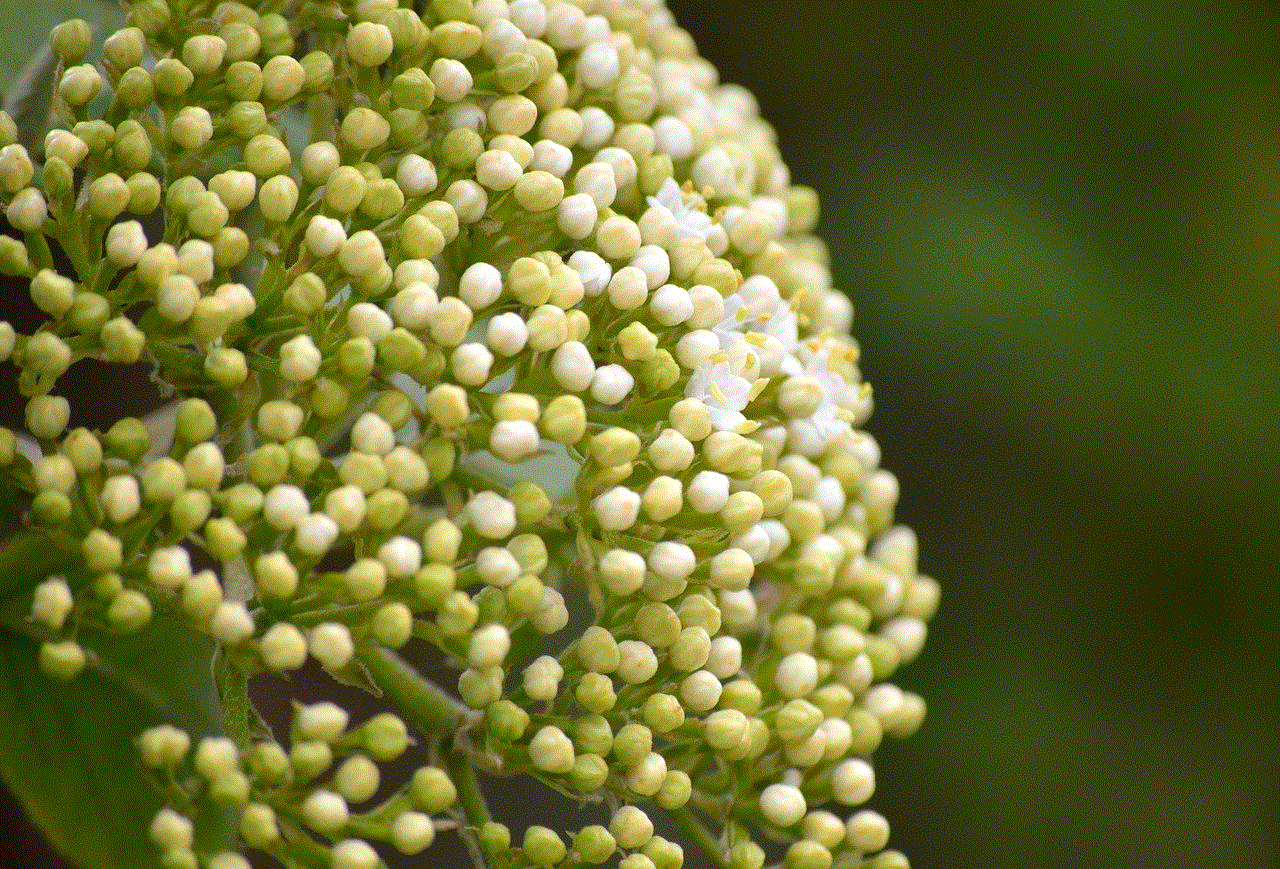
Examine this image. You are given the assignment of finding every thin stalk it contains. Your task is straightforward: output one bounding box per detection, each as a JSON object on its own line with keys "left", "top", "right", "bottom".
{"left": 358, "top": 645, "right": 470, "bottom": 736}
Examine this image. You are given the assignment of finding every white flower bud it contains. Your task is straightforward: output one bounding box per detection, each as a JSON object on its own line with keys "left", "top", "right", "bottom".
{"left": 531, "top": 586, "right": 569, "bottom": 634}
{"left": 487, "top": 312, "right": 529, "bottom": 356}
{"left": 551, "top": 341, "right": 595, "bottom": 392}
{"left": 530, "top": 139, "right": 573, "bottom": 177}
{"left": 278, "top": 334, "right": 321, "bottom": 382}
{"left": 830, "top": 758, "right": 875, "bottom": 806}
{"left": 210, "top": 602, "right": 254, "bottom": 646}
{"left": 260, "top": 622, "right": 307, "bottom": 671}
{"left": 351, "top": 413, "right": 396, "bottom": 455}
{"left": 391, "top": 812, "right": 435, "bottom": 854}
{"left": 296, "top": 701, "right": 349, "bottom": 742}
{"left": 775, "top": 652, "right": 820, "bottom": 699}
{"left": 105, "top": 220, "right": 148, "bottom": 266}
{"left": 310, "top": 622, "right": 355, "bottom": 670}
{"left": 610, "top": 805, "right": 654, "bottom": 850}
{"left": 430, "top": 57, "right": 473, "bottom": 102}
{"left": 305, "top": 215, "right": 346, "bottom": 257}
{"left": 599, "top": 548, "right": 646, "bottom": 597}
{"left": 458, "top": 261, "right": 503, "bottom": 310}
{"left": 616, "top": 639, "right": 658, "bottom": 685}
{"left": 194, "top": 736, "right": 239, "bottom": 780}
{"left": 396, "top": 154, "right": 438, "bottom": 197}
{"left": 686, "top": 470, "right": 730, "bottom": 514}
{"left": 490, "top": 419, "right": 540, "bottom": 463}
{"left": 263, "top": 484, "right": 309, "bottom": 531}
{"left": 760, "top": 782, "right": 807, "bottom": 828}
{"left": 294, "top": 513, "right": 339, "bottom": 556}
{"left": 149, "top": 807, "right": 194, "bottom": 852}
{"left": 626, "top": 751, "right": 667, "bottom": 797}
{"left": 578, "top": 106, "right": 614, "bottom": 149}
{"left": 451, "top": 342, "right": 494, "bottom": 386}
{"left": 148, "top": 547, "right": 193, "bottom": 589}
{"left": 648, "top": 541, "right": 696, "bottom": 582}
{"left": 557, "top": 192, "right": 598, "bottom": 239}
{"left": 528, "top": 724, "right": 575, "bottom": 773}
{"left": 592, "top": 486, "right": 640, "bottom": 531}
{"left": 468, "top": 623, "right": 511, "bottom": 668}
{"left": 301, "top": 790, "right": 349, "bottom": 833}
{"left": 523, "top": 655, "right": 564, "bottom": 702}
{"left": 589, "top": 364, "right": 634, "bottom": 405}
{"left": 378, "top": 536, "right": 422, "bottom": 579}
{"left": 678, "top": 669, "right": 722, "bottom": 712}
{"left": 96, "top": 473, "right": 140, "bottom": 523}
{"left": 31, "top": 577, "right": 73, "bottom": 629}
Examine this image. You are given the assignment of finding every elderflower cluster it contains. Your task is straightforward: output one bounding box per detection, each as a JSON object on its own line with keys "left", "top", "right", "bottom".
{"left": 1, "top": 3, "right": 936, "bottom": 869}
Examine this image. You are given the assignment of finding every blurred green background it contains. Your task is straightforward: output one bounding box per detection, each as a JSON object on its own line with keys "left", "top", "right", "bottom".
{"left": 668, "top": 3, "right": 1280, "bottom": 868}
{"left": 3, "top": 3, "right": 1279, "bottom": 869}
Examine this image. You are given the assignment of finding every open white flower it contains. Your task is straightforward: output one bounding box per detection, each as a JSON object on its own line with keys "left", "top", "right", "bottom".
{"left": 646, "top": 177, "right": 713, "bottom": 241}
{"left": 685, "top": 360, "right": 753, "bottom": 432}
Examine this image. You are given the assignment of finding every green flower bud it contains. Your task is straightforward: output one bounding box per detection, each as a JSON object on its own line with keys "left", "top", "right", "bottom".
{"left": 25, "top": 395, "right": 70, "bottom": 440}
{"left": 126, "top": 171, "right": 161, "bottom": 214}
{"left": 244, "top": 133, "right": 290, "bottom": 177}
{"left": 116, "top": 66, "right": 155, "bottom": 109}
{"left": 479, "top": 821, "right": 511, "bottom": 859}
{"left": 485, "top": 698, "right": 530, "bottom": 742}
{"left": 220, "top": 20, "right": 260, "bottom": 63}
{"left": 108, "top": 589, "right": 153, "bottom": 632}
{"left": 32, "top": 490, "right": 72, "bottom": 525}
{"left": 0, "top": 236, "right": 32, "bottom": 275}
{"left": 299, "top": 50, "right": 334, "bottom": 93}
{"left": 183, "top": 34, "right": 227, "bottom": 75}
{"left": 259, "top": 175, "right": 299, "bottom": 222}
{"left": 152, "top": 58, "right": 194, "bottom": 97}
{"left": 341, "top": 107, "right": 391, "bottom": 152}
{"left": 7, "top": 188, "right": 48, "bottom": 232}
{"left": 113, "top": 120, "right": 153, "bottom": 170}
{"left": 0, "top": 144, "right": 34, "bottom": 192}
{"left": 257, "top": 14, "right": 293, "bottom": 57}
{"left": 83, "top": 527, "right": 124, "bottom": 573}
{"left": 363, "top": 713, "right": 409, "bottom": 762}
{"left": 226, "top": 100, "right": 268, "bottom": 139}
{"left": 392, "top": 68, "right": 435, "bottom": 110}
{"left": 523, "top": 826, "right": 566, "bottom": 866}
{"left": 88, "top": 173, "right": 131, "bottom": 220}
{"left": 30, "top": 269, "right": 75, "bottom": 318}
{"left": 204, "top": 346, "right": 248, "bottom": 386}
{"left": 51, "top": 20, "right": 92, "bottom": 63}
{"left": 347, "top": 21, "right": 394, "bottom": 67}
{"left": 57, "top": 63, "right": 102, "bottom": 107}
{"left": 574, "top": 825, "right": 616, "bottom": 864}
{"left": 103, "top": 27, "right": 146, "bottom": 72}
{"left": 409, "top": 765, "right": 456, "bottom": 813}
{"left": 100, "top": 316, "right": 145, "bottom": 363}
{"left": 40, "top": 641, "right": 87, "bottom": 680}
{"left": 68, "top": 292, "right": 109, "bottom": 334}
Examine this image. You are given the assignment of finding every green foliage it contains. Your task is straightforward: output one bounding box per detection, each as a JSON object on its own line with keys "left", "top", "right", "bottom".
{"left": 0, "top": 536, "right": 231, "bottom": 869}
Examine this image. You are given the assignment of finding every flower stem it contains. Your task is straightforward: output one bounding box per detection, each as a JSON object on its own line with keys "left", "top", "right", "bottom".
{"left": 665, "top": 806, "right": 729, "bottom": 869}
{"left": 357, "top": 645, "right": 470, "bottom": 737}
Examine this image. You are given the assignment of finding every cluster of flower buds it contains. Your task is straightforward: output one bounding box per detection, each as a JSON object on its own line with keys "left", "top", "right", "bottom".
{"left": 2, "top": 1, "right": 936, "bottom": 868}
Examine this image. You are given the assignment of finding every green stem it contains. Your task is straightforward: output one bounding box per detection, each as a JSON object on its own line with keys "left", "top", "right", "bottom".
{"left": 665, "top": 806, "right": 729, "bottom": 869}
{"left": 447, "top": 749, "right": 492, "bottom": 869}
{"left": 357, "top": 646, "right": 470, "bottom": 736}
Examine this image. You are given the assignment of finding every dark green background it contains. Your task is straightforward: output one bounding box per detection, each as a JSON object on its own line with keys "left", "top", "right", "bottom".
{"left": 4, "top": 3, "right": 1279, "bottom": 868}
{"left": 669, "top": 3, "right": 1280, "bottom": 868}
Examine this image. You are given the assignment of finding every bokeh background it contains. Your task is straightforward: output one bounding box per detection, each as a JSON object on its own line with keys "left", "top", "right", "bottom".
{"left": 3, "top": 3, "right": 1279, "bottom": 868}
{"left": 666, "top": 4, "right": 1280, "bottom": 868}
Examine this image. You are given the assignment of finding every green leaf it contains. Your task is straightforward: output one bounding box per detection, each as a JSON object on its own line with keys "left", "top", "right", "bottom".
{"left": 0, "top": 0, "right": 124, "bottom": 94}
{"left": 0, "top": 536, "right": 234, "bottom": 869}
{"left": 2, "top": 44, "right": 57, "bottom": 154}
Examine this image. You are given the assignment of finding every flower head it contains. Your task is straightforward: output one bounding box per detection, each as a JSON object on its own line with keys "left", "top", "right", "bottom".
{"left": 0, "top": 3, "right": 937, "bottom": 869}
